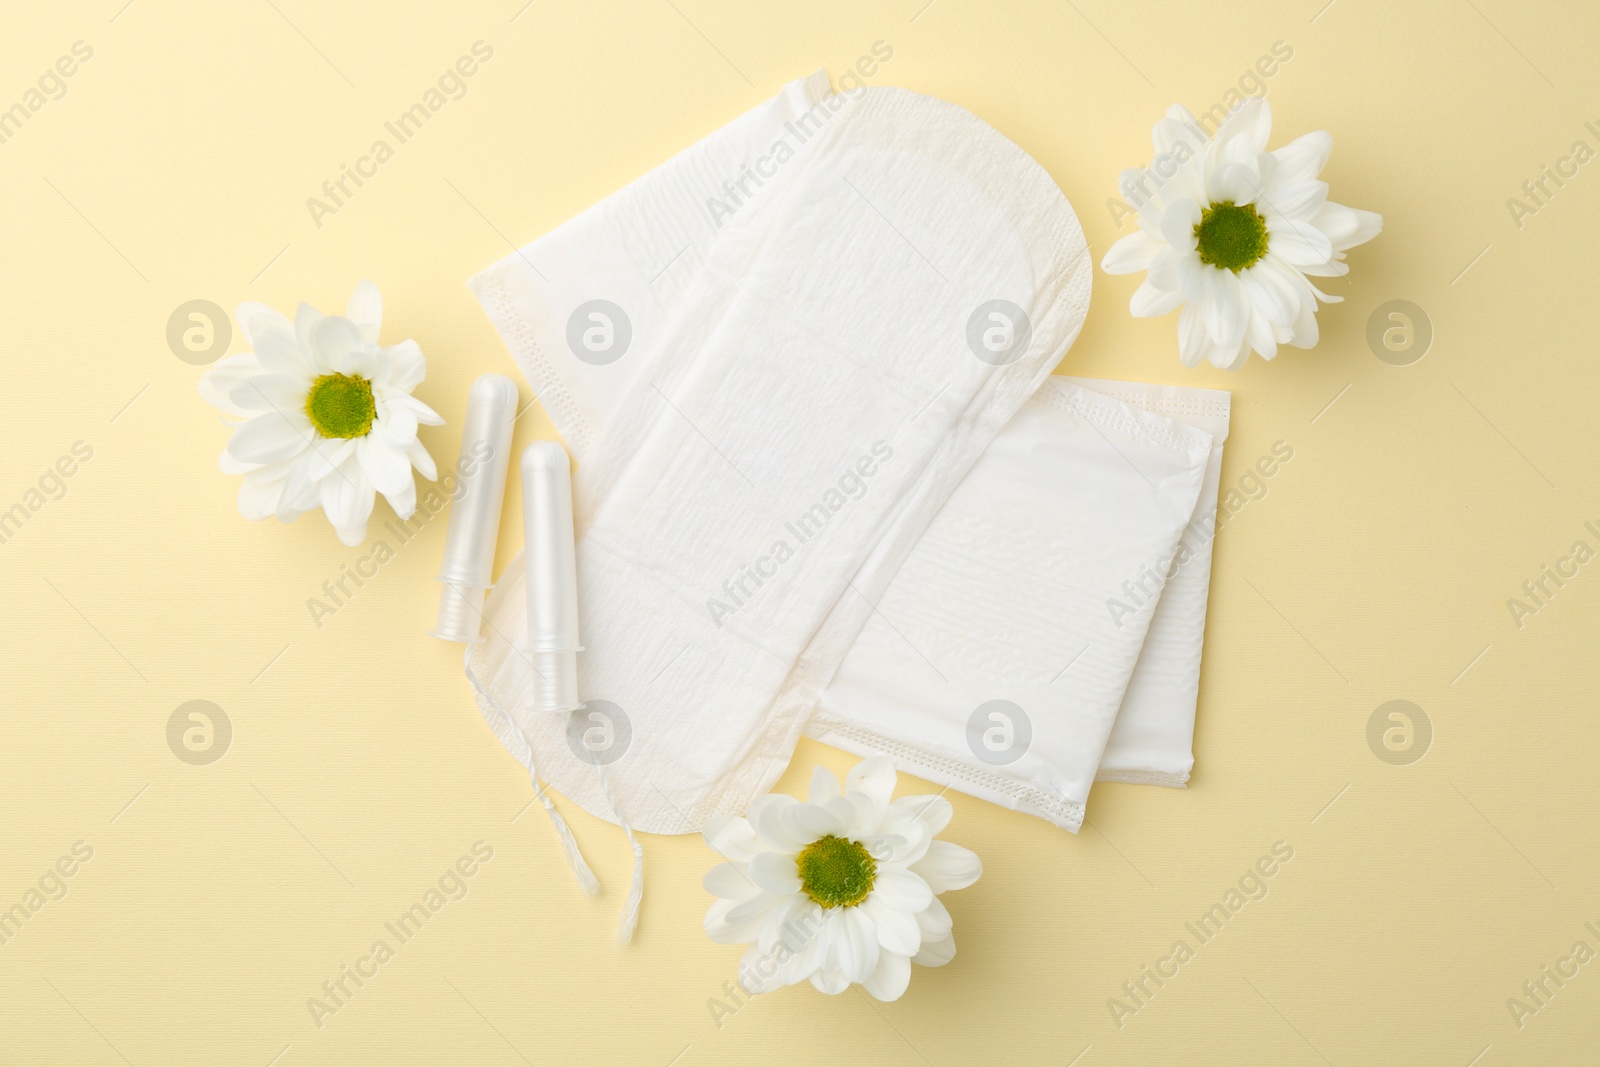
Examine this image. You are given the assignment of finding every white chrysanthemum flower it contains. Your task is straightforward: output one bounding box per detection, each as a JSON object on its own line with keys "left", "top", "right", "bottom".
{"left": 702, "top": 757, "right": 981, "bottom": 1002}
{"left": 1102, "top": 99, "right": 1382, "bottom": 370}
{"left": 198, "top": 281, "right": 442, "bottom": 545}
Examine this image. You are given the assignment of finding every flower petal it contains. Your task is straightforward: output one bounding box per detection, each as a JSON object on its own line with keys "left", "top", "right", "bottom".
{"left": 254, "top": 324, "right": 311, "bottom": 380}
{"left": 724, "top": 890, "right": 783, "bottom": 928}
{"left": 1147, "top": 248, "right": 1201, "bottom": 302}
{"left": 738, "top": 942, "right": 786, "bottom": 993}
{"left": 320, "top": 461, "right": 374, "bottom": 546}
{"left": 809, "top": 968, "right": 851, "bottom": 995}
{"left": 749, "top": 851, "right": 802, "bottom": 896}
{"left": 748, "top": 794, "right": 808, "bottom": 853}
{"left": 346, "top": 280, "right": 383, "bottom": 343}
{"left": 305, "top": 437, "right": 356, "bottom": 482}
{"left": 913, "top": 934, "right": 956, "bottom": 968}
{"left": 860, "top": 894, "right": 921, "bottom": 957}
{"left": 1288, "top": 294, "right": 1320, "bottom": 349}
{"left": 871, "top": 810, "right": 936, "bottom": 867}
{"left": 1312, "top": 201, "right": 1383, "bottom": 252}
{"left": 1220, "top": 96, "right": 1272, "bottom": 153}
{"left": 845, "top": 757, "right": 896, "bottom": 827}
{"left": 235, "top": 301, "right": 292, "bottom": 349}
{"left": 389, "top": 393, "right": 445, "bottom": 426}
{"left": 374, "top": 401, "right": 418, "bottom": 447}
{"left": 1271, "top": 129, "right": 1333, "bottom": 185}
{"left": 407, "top": 439, "right": 438, "bottom": 481}
{"left": 823, "top": 794, "right": 874, "bottom": 838}
{"left": 296, "top": 303, "right": 326, "bottom": 370}
{"left": 759, "top": 894, "right": 819, "bottom": 955}
{"left": 1299, "top": 253, "right": 1351, "bottom": 279}
{"left": 861, "top": 832, "right": 917, "bottom": 867}
{"left": 1261, "top": 179, "right": 1328, "bottom": 223}
{"left": 1100, "top": 230, "right": 1163, "bottom": 274}
{"left": 1129, "top": 278, "right": 1185, "bottom": 318}
{"left": 1207, "top": 161, "right": 1263, "bottom": 205}
{"left": 703, "top": 862, "right": 760, "bottom": 900}
{"left": 861, "top": 950, "right": 912, "bottom": 1001}
{"left": 314, "top": 315, "right": 369, "bottom": 375}
{"left": 1211, "top": 336, "right": 1252, "bottom": 371}
{"left": 871, "top": 868, "right": 933, "bottom": 913}
{"left": 337, "top": 344, "right": 383, "bottom": 380}
{"left": 358, "top": 435, "right": 412, "bottom": 497}
{"left": 910, "top": 840, "right": 982, "bottom": 894}
{"left": 916, "top": 895, "right": 953, "bottom": 939}
{"left": 384, "top": 469, "right": 416, "bottom": 520}
{"left": 277, "top": 450, "right": 325, "bottom": 521}
{"left": 703, "top": 815, "right": 763, "bottom": 863}
{"left": 228, "top": 373, "right": 305, "bottom": 414}
{"left": 1159, "top": 198, "right": 1200, "bottom": 251}
{"left": 784, "top": 800, "right": 843, "bottom": 844}
{"left": 1152, "top": 109, "right": 1204, "bottom": 160}
{"left": 198, "top": 353, "right": 265, "bottom": 418}
{"left": 1134, "top": 200, "right": 1168, "bottom": 237}
{"left": 219, "top": 449, "right": 260, "bottom": 476}
{"left": 776, "top": 904, "right": 828, "bottom": 984}
{"left": 808, "top": 766, "right": 841, "bottom": 805}
{"left": 237, "top": 470, "right": 286, "bottom": 520}
{"left": 227, "top": 412, "right": 310, "bottom": 465}
{"left": 1239, "top": 263, "right": 1298, "bottom": 330}
{"left": 1164, "top": 102, "right": 1200, "bottom": 131}
{"left": 1164, "top": 147, "right": 1210, "bottom": 205}
{"left": 826, "top": 905, "right": 880, "bottom": 984}
{"left": 383, "top": 339, "right": 427, "bottom": 393}
{"left": 1245, "top": 303, "right": 1278, "bottom": 362}
{"left": 893, "top": 794, "right": 953, "bottom": 838}
{"left": 1265, "top": 218, "right": 1334, "bottom": 269}
{"left": 1177, "top": 302, "right": 1208, "bottom": 368}
{"left": 1201, "top": 267, "right": 1248, "bottom": 349}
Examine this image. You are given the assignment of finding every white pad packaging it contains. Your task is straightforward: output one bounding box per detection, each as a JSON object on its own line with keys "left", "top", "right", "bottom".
{"left": 1078, "top": 379, "right": 1230, "bottom": 788}
{"left": 468, "top": 72, "right": 1230, "bottom": 838}
{"left": 809, "top": 380, "right": 1212, "bottom": 828}
{"left": 469, "top": 76, "right": 1093, "bottom": 834}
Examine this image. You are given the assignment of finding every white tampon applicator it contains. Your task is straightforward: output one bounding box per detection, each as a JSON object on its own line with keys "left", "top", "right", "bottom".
{"left": 521, "top": 440, "right": 582, "bottom": 714}
{"left": 430, "top": 374, "right": 518, "bottom": 643}
{"left": 522, "top": 439, "right": 644, "bottom": 942}
{"left": 459, "top": 419, "right": 600, "bottom": 902}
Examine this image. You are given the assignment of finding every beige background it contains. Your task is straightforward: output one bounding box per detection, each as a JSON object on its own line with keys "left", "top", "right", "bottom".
{"left": 4, "top": 0, "right": 1598, "bottom": 1063}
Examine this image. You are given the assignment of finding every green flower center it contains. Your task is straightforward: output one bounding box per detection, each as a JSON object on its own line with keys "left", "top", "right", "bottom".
{"left": 796, "top": 835, "right": 876, "bottom": 909}
{"left": 305, "top": 373, "right": 376, "bottom": 439}
{"left": 1194, "top": 200, "right": 1268, "bottom": 272}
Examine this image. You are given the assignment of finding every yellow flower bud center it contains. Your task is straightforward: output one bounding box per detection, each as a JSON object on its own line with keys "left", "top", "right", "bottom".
{"left": 305, "top": 373, "right": 375, "bottom": 439}
{"left": 1195, "top": 200, "right": 1269, "bottom": 272}
{"left": 796, "top": 835, "right": 876, "bottom": 909}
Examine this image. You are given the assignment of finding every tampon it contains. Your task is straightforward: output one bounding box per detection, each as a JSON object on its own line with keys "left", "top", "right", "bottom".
{"left": 430, "top": 374, "right": 518, "bottom": 643}
{"left": 522, "top": 440, "right": 582, "bottom": 714}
